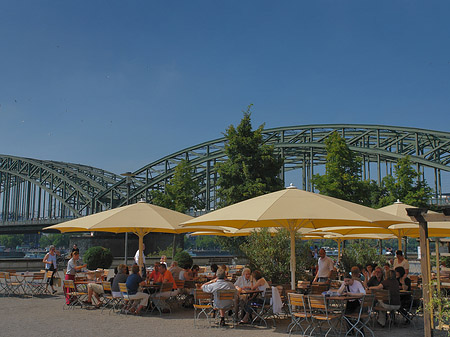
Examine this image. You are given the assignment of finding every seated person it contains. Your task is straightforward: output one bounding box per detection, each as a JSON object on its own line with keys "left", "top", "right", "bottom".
{"left": 202, "top": 268, "right": 235, "bottom": 326}
{"left": 147, "top": 262, "right": 161, "bottom": 283}
{"left": 240, "top": 270, "right": 269, "bottom": 324}
{"left": 179, "top": 263, "right": 194, "bottom": 281}
{"left": 351, "top": 265, "right": 365, "bottom": 283}
{"left": 337, "top": 274, "right": 365, "bottom": 314}
{"left": 369, "top": 270, "right": 401, "bottom": 327}
{"left": 234, "top": 268, "right": 254, "bottom": 318}
{"left": 169, "top": 261, "right": 183, "bottom": 280}
{"left": 111, "top": 264, "right": 128, "bottom": 298}
{"left": 210, "top": 263, "right": 219, "bottom": 276}
{"left": 126, "top": 264, "right": 149, "bottom": 315}
{"left": 85, "top": 281, "right": 105, "bottom": 307}
{"left": 362, "top": 263, "right": 374, "bottom": 281}
{"left": 220, "top": 264, "right": 228, "bottom": 276}
{"left": 191, "top": 264, "right": 200, "bottom": 279}
{"left": 383, "top": 262, "right": 392, "bottom": 279}
{"left": 152, "top": 263, "right": 179, "bottom": 299}
{"left": 366, "top": 266, "right": 384, "bottom": 288}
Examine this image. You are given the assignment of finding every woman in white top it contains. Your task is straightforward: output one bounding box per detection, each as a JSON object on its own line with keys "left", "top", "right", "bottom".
{"left": 43, "top": 245, "right": 58, "bottom": 294}
{"left": 240, "top": 270, "right": 269, "bottom": 324}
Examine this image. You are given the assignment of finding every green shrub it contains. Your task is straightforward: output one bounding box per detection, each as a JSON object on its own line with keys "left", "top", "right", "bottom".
{"left": 240, "top": 228, "right": 315, "bottom": 285}
{"left": 174, "top": 250, "right": 193, "bottom": 269}
{"left": 339, "top": 240, "right": 386, "bottom": 273}
{"left": 83, "top": 246, "right": 113, "bottom": 270}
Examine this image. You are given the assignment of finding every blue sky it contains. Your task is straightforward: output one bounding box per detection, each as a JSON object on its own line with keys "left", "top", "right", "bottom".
{"left": 1, "top": 1, "right": 449, "bottom": 183}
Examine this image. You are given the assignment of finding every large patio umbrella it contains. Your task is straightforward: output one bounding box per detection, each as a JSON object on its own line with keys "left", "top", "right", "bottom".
{"left": 44, "top": 200, "right": 223, "bottom": 271}
{"left": 182, "top": 185, "right": 409, "bottom": 289}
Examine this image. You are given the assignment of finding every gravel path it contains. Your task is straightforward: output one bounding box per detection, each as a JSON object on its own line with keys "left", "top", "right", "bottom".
{"left": 0, "top": 293, "right": 441, "bottom": 337}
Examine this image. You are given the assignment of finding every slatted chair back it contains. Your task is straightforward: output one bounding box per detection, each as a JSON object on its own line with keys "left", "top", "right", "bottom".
{"left": 289, "top": 292, "right": 308, "bottom": 309}
{"left": 160, "top": 281, "right": 174, "bottom": 293}
{"left": 308, "top": 294, "right": 327, "bottom": 310}
{"left": 63, "top": 279, "right": 76, "bottom": 291}
{"left": 184, "top": 280, "right": 195, "bottom": 289}
{"left": 102, "top": 281, "right": 112, "bottom": 292}
{"left": 217, "top": 289, "right": 236, "bottom": 302}
{"left": 32, "top": 272, "right": 45, "bottom": 281}
{"left": 118, "top": 283, "right": 130, "bottom": 301}
{"left": 193, "top": 289, "right": 213, "bottom": 328}
{"left": 373, "top": 289, "right": 390, "bottom": 303}
{"left": 310, "top": 282, "right": 329, "bottom": 294}
{"left": 175, "top": 279, "right": 185, "bottom": 289}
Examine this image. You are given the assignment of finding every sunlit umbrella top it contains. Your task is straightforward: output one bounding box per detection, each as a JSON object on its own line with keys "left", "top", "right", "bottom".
{"left": 182, "top": 187, "right": 410, "bottom": 230}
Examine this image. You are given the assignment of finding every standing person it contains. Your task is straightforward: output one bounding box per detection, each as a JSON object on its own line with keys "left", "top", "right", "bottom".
{"left": 43, "top": 245, "right": 58, "bottom": 294}
{"left": 393, "top": 250, "right": 410, "bottom": 275}
{"left": 134, "top": 243, "right": 146, "bottom": 278}
{"left": 313, "top": 248, "right": 336, "bottom": 282}
{"left": 71, "top": 244, "right": 79, "bottom": 254}
{"left": 64, "top": 251, "right": 87, "bottom": 304}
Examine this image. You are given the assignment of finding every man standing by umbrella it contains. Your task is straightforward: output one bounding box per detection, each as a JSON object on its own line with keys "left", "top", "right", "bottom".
{"left": 393, "top": 250, "right": 409, "bottom": 276}
{"left": 313, "top": 248, "right": 336, "bottom": 283}
{"left": 134, "top": 243, "right": 146, "bottom": 278}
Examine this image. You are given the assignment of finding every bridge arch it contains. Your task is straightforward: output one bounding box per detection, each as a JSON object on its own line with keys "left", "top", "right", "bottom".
{"left": 2, "top": 124, "right": 450, "bottom": 233}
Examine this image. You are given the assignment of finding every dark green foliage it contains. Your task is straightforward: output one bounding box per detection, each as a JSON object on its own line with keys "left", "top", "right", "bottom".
{"left": 83, "top": 246, "right": 113, "bottom": 270}
{"left": 240, "top": 228, "right": 315, "bottom": 284}
{"left": 312, "top": 131, "right": 372, "bottom": 205}
{"left": 39, "top": 233, "right": 71, "bottom": 249}
{"left": 0, "top": 234, "right": 24, "bottom": 249}
{"left": 150, "top": 159, "right": 203, "bottom": 213}
{"left": 339, "top": 241, "right": 386, "bottom": 273}
{"left": 376, "top": 156, "right": 432, "bottom": 208}
{"left": 174, "top": 250, "right": 193, "bottom": 269}
{"left": 216, "top": 105, "right": 284, "bottom": 207}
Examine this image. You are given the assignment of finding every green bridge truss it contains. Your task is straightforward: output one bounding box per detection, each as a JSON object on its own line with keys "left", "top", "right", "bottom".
{"left": 1, "top": 124, "right": 450, "bottom": 233}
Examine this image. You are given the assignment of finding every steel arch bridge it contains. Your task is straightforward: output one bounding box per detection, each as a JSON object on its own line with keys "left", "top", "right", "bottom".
{"left": 1, "top": 124, "right": 450, "bottom": 233}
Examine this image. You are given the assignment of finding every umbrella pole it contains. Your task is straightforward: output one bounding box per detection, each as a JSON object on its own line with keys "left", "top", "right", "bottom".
{"left": 290, "top": 229, "right": 296, "bottom": 291}
{"left": 337, "top": 240, "right": 341, "bottom": 263}
{"left": 398, "top": 236, "right": 402, "bottom": 251}
{"left": 138, "top": 229, "right": 144, "bottom": 275}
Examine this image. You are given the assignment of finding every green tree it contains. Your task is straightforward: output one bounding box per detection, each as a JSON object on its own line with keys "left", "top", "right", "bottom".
{"left": 215, "top": 106, "right": 284, "bottom": 255}
{"left": 240, "top": 228, "right": 316, "bottom": 284}
{"left": 339, "top": 240, "right": 386, "bottom": 273}
{"left": 151, "top": 159, "right": 202, "bottom": 213}
{"left": 0, "top": 234, "right": 24, "bottom": 249}
{"left": 377, "top": 156, "right": 432, "bottom": 207}
{"left": 83, "top": 246, "right": 113, "bottom": 270}
{"left": 312, "top": 131, "right": 371, "bottom": 205}
{"left": 216, "top": 105, "right": 284, "bottom": 207}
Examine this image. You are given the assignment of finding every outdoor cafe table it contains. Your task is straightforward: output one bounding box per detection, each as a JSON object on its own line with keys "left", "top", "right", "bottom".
{"left": 11, "top": 272, "right": 39, "bottom": 296}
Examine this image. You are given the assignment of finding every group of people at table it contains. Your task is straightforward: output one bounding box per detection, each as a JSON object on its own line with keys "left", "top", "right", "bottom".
{"left": 314, "top": 247, "right": 413, "bottom": 328}
{"left": 60, "top": 245, "right": 270, "bottom": 323}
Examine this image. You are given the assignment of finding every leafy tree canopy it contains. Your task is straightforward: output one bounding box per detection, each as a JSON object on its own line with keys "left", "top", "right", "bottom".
{"left": 312, "top": 131, "right": 371, "bottom": 205}
{"left": 151, "top": 159, "right": 202, "bottom": 213}
{"left": 377, "top": 156, "right": 432, "bottom": 208}
{"left": 216, "top": 105, "right": 284, "bottom": 207}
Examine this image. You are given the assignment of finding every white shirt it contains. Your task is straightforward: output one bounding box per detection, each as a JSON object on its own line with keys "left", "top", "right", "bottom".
{"left": 338, "top": 280, "right": 366, "bottom": 295}
{"left": 134, "top": 249, "right": 146, "bottom": 265}
{"left": 393, "top": 258, "right": 409, "bottom": 271}
{"left": 234, "top": 275, "right": 254, "bottom": 289}
{"left": 317, "top": 256, "right": 335, "bottom": 278}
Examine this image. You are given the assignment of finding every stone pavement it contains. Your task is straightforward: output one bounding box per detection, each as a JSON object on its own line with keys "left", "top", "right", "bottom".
{"left": 1, "top": 294, "right": 445, "bottom": 337}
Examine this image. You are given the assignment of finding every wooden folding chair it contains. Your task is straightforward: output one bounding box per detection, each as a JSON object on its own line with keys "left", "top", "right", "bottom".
{"left": 100, "top": 281, "right": 120, "bottom": 313}
{"left": 287, "top": 293, "right": 312, "bottom": 336}
{"left": 151, "top": 282, "right": 174, "bottom": 315}
{"left": 308, "top": 295, "right": 341, "bottom": 336}
{"left": 344, "top": 294, "right": 375, "bottom": 337}
{"left": 4, "top": 272, "right": 24, "bottom": 296}
{"left": 249, "top": 287, "right": 276, "bottom": 327}
{"left": 372, "top": 289, "right": 395, "bottom": 329}
{"left": 28, "top": 272, "right": 46, "bottom": 297}
{"left": 118, "top": 283, "right": 132, "bottom": 315}
{"left": 216, "top": 289, "right": 237, "bottom": 327}
{"left": 193, "top": 288, "right": 213, "bottom": 328}
{"left": 63, "top": 279, "right": 88, "bottom": 309}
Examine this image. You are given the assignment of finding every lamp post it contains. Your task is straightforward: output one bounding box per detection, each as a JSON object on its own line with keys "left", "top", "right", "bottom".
{"left": 121, "top": 171, "right": 135, "bottom": 265}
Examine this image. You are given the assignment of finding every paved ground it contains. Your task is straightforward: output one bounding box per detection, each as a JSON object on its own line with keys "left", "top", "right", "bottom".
{"left": 0, "top": 293, "right": 444, "bottom": 337}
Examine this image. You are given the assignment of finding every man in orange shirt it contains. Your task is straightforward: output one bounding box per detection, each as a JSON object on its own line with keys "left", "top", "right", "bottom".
{"left": 151, "top": 263, "right": 178, "bottom": 312}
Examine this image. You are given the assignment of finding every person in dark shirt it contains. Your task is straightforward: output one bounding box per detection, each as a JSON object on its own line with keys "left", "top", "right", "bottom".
{"left": 366, "top": 266, "right": 384, "bottom": 288}
{"left": 369, "top": 270, "right": 401, "bottom": 327}
{"left": 395, "top": 266, "right": 412, "bottom": 320}
{"left": 125, "top": 265, "right": 149, "bottom": 315}
{"left": 111, "top": 264, "right": 128, "bottom": 297}
{"left": 71, "top": 244, "right": 80, "bottom": 254}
